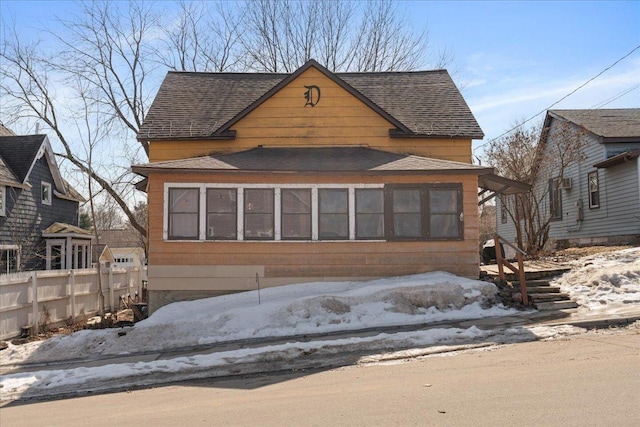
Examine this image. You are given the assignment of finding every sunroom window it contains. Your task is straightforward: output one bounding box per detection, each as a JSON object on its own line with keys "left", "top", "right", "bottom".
{"left": 168, "top": 188, "right": 199, "bottom": 239}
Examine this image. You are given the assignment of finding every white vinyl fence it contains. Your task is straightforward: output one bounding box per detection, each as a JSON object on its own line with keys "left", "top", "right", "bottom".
{"left": 0, "top": 267, "right": 146, "bottom": 340}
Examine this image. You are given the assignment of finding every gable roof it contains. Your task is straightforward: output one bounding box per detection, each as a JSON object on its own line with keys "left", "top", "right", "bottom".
{"left": 42, "top": 222, "right": 93, "bottom": 239}
{"left": 132, "top": 146, "right": 492, "bottom": 175}
{"left": 0, "top": 134, "right": 46, "bottom": 183}
{"left": 0, "top": 134, "right": 85, "bottom": 201}
{"left": 138, "top": 60, "right": 484, "bottom": 141}
{"left": 547, "top": 109, "right": 640, "bottom": 141}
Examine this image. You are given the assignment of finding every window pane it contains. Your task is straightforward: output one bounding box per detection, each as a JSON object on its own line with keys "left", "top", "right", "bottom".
{"left": 356, "top": 189, "right": 383, "bottom": 213}
{"left": 430, "top": 214, "right": 459, "bottom": 238}
{"left": 207, "top": 189, "right": 237, "bottom": 239}
{"left": 357, "top": 213, "right": 384, "bottom": 238}
{"left": 430, "top": 189, "right": 457, "bottom": 213}
{"left": 169, "top": 188, "right": 199, "bottom": 239}
{"left": 282, "top": 189, "right": 311, "bottom": 213}
{"left": 245, "top": 189, "right": 274, "bottom": 213}
{"left": 245, "top": 214, "right": 274, "bottom": 238}
{"left": 207, "top": 189, "right": 236, "bottom": 213}
{"left": 320, "top": 214, "right": 349, "bottom": 239}
{"left": 207, "top": 214, "right": 237, "bottom": 239}
{"left": 356, "top": 189, "right": 384, "bottom": 239}
{"left": 394, "top": 213, "right": 421, "bottom": 237}
{"left": 588, "top": 172, "right": 599, "bottom": 208}
{"left": 319, "top": 189, "right": 348, "bottom": 239}
{"left": 245, "top": 189, "right": 274, "bottom": 239}
{"left": 170, "top": 188, "right": 198, "bottom": 213}
{"left": 319, "top": 189, "right": 348, "bottom": 213}
{"left": 170, "top": 213, "right": 198, "bottom": 238}
{"left": 393, "top": 189, "right": 420, "bottom": 212}
{"left": 282, "top": 214, "right": 311, "bottom": 239}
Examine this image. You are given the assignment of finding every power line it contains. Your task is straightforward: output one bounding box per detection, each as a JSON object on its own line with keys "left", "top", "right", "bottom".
{"left": 590, "top": 83, "right": 640, "bottom": 109}
{"left": 473, "top": 44, "right": 640, "bottom": 153}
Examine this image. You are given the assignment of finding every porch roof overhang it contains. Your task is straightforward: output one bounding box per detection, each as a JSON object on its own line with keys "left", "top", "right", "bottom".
{"left": 42, "top": 222, "right": 94, "bottom": 241}
{"left": 132, "top": 146, "right": 494, "bottom": 177}
{"left": 593, "top": 148, "right": 640, "bottom": 168}
{"left": 477, "top": 174, "right": 531, "bottom": 205}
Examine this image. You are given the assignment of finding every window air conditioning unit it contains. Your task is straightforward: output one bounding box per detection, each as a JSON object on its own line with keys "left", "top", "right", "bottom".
{"left": 560, "top": 178, "right": 572, "bottom": 189}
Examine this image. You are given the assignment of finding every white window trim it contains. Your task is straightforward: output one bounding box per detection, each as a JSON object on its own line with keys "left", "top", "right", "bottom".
{"left": 0, "top": 185, "right": 5, "bottom": 216}
{"left": 164, "top": 183, "right": 384, "bottom": 242}
{"left": 0, "top": 244, "right": 20, "bottom": 274}
{"left": 41, "top": 181, "right": 52, "bottom": 205}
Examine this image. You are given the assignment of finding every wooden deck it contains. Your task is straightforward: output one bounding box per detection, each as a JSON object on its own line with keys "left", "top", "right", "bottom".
{"left": 481, "top": 260, "right": 571, "bottom": 280}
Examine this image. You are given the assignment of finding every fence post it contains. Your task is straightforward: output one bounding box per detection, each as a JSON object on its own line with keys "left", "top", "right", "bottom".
{"left": 31, "top": 271, "right": 38, "bottom": 336}
{"left": 70, "top": 270, "right": 76, "bottom": 322}
{"left": 128, "top": 267, "right": 133, "bottom": 299}
{"left": 108, "top": 266, "right": 114, "bottom": 313}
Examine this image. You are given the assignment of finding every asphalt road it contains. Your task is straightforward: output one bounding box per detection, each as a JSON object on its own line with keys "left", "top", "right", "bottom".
{"left": 2, "top": 328, "right": 639, "bottom": 426}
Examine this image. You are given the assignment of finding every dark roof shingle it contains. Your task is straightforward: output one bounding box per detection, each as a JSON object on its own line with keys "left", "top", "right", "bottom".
{"left": 549, "top": 109, "right": 640, "bottom": 139}
{"left": 132, "top": 146, "right": 492, "bottom": 175}
{"left": 0, "top": 134, "right": 46, "bottom": 183}
{"left": 138, "top": 61, "right": 483, "bottom": 141}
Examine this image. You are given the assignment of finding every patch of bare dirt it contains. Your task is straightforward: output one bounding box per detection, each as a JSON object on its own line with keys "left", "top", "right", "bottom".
{"left": 552, "top": 245, "right": 635, "bottom": 262}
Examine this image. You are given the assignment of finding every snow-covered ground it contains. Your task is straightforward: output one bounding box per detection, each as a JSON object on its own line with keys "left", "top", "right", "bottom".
{"left": 552, "top": 247, "right": 640, "bottom": 314}
{"left": 1, "top": 248, "right": 639, "bottom": 401}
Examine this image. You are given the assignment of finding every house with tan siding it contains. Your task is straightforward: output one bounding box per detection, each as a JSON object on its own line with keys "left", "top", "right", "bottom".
{"left": 134, "top": 60, "right": 511, "bottom": 313}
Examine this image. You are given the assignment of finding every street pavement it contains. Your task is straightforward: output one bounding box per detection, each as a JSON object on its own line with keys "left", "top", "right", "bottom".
{"left": 1, "top": 305, "right": 639, "bottom": 403}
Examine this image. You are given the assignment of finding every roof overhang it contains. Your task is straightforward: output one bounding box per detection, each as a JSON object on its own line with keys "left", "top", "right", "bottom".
{"left": 593, "top": 149, "right": 640, "bottom": 168}
{"left": 132, "top": 147, "right": 494, "bottom": 177}
{"left": 477, "top": 173, "right": 531, "bottom": 205}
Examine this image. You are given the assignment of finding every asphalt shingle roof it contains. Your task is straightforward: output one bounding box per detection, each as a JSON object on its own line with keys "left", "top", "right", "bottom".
{"left": 0, "top": 134, "right": 46, "bottom": 183}
{"left": 132, "top": 147, "right": 492, "bottom": 175}
{"left": 138, "top": 61, "right": 483, "bottom": 141}
{"left": 550, "top": 109, "right": 640, "bottom": 139}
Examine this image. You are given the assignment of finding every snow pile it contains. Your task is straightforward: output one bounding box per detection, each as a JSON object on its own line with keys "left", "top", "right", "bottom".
{"left": 4, "top": 272, "right": 514, "bottom": 365}
{"left": 552, "top": 247, "right": 640, "bottom": 312}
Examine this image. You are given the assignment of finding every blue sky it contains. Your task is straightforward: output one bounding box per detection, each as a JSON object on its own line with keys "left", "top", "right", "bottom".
{"left": 2, "top": 0, "right": 639, "bottom": 158}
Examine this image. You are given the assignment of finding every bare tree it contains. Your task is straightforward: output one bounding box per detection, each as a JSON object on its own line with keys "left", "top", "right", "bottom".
{"left": 486, "top": 121, "right": 587, "bottom": 255}
{"left": 0, "top": 1, "right": 152, "bottom": 237}
{"left": 240, "top": 0, "right": 441, "bottom": 72}
{"left": 156, "top": 0, "right": 246, "bottom": 72}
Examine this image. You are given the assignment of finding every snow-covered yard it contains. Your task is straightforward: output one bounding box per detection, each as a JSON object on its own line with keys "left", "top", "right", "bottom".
{"left": 1, "top": 247, "right": 638, "bottom": 401}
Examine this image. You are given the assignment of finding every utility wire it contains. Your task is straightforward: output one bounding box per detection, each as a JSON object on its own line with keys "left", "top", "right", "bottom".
{"left": 473, "top": 44, "right": 640, "bottom": 153}
{"left": 590, "top": 84, "right": 640, "bottom": 109}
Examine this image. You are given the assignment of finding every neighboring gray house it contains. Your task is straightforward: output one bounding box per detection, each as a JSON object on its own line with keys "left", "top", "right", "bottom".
{"left": 0, "top": 131, "right": 91, "bottom": 272}
{"left": 497, "top": 109, "right": 640, "bottom": 250}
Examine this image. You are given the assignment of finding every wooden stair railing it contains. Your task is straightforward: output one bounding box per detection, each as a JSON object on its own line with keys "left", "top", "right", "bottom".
{"left": 494, "top": 234, "right": 528, "bottom": 306}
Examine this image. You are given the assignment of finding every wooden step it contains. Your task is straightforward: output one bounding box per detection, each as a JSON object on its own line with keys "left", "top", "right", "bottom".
{"left": 529, "top": 293, "right": 571, "bottom": 302}
{"left": 533, "top": 300, "right": 579, "bottom": 311}
{"left": 527, "top": 286, "right": 561, "bottom": 293}
{"left": 513, "top": 279, "right": 556, "bottom": 287}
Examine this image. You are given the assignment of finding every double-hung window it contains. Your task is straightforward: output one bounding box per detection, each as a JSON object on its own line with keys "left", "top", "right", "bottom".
{"left": 41, "top": 182, "right": 52, "bottom": 205}
{"left": 355, "top": 189, "right": 384, "bottom": 239}
{"left": 244, "top": 189, "right": 274, "bottom": 239}
{"left": 549, "top": 179, "right": 562, "bottom": 220}
{"left": 207, "top": 189, "right": 237, "bottom": 239}
{"left": 319, "top": 189, "right": 349, "bottom": 239}
{"left": 387, "top": 187, "right": 422, "bottom": 239}
{"left": 429, "top": 188, "right": 461, "bottom": 238}
{"left": 168, "top": 188, "right": 199, "bottom": 239}
{"left": 281, "top": 189, "right": 311, "bottom": 240}
{"left": 385, "top": 184, "right": 463, "bottom": 240}
{"left": 588, "top": 171, "right": 600, "bottom": 209}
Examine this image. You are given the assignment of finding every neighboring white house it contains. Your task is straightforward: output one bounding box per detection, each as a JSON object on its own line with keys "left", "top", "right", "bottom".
{"left": 497, "top": 108, "right": 640, "bottom": 250}
{"left": 110, "top": 247, "right": 146, "bottom": 268}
